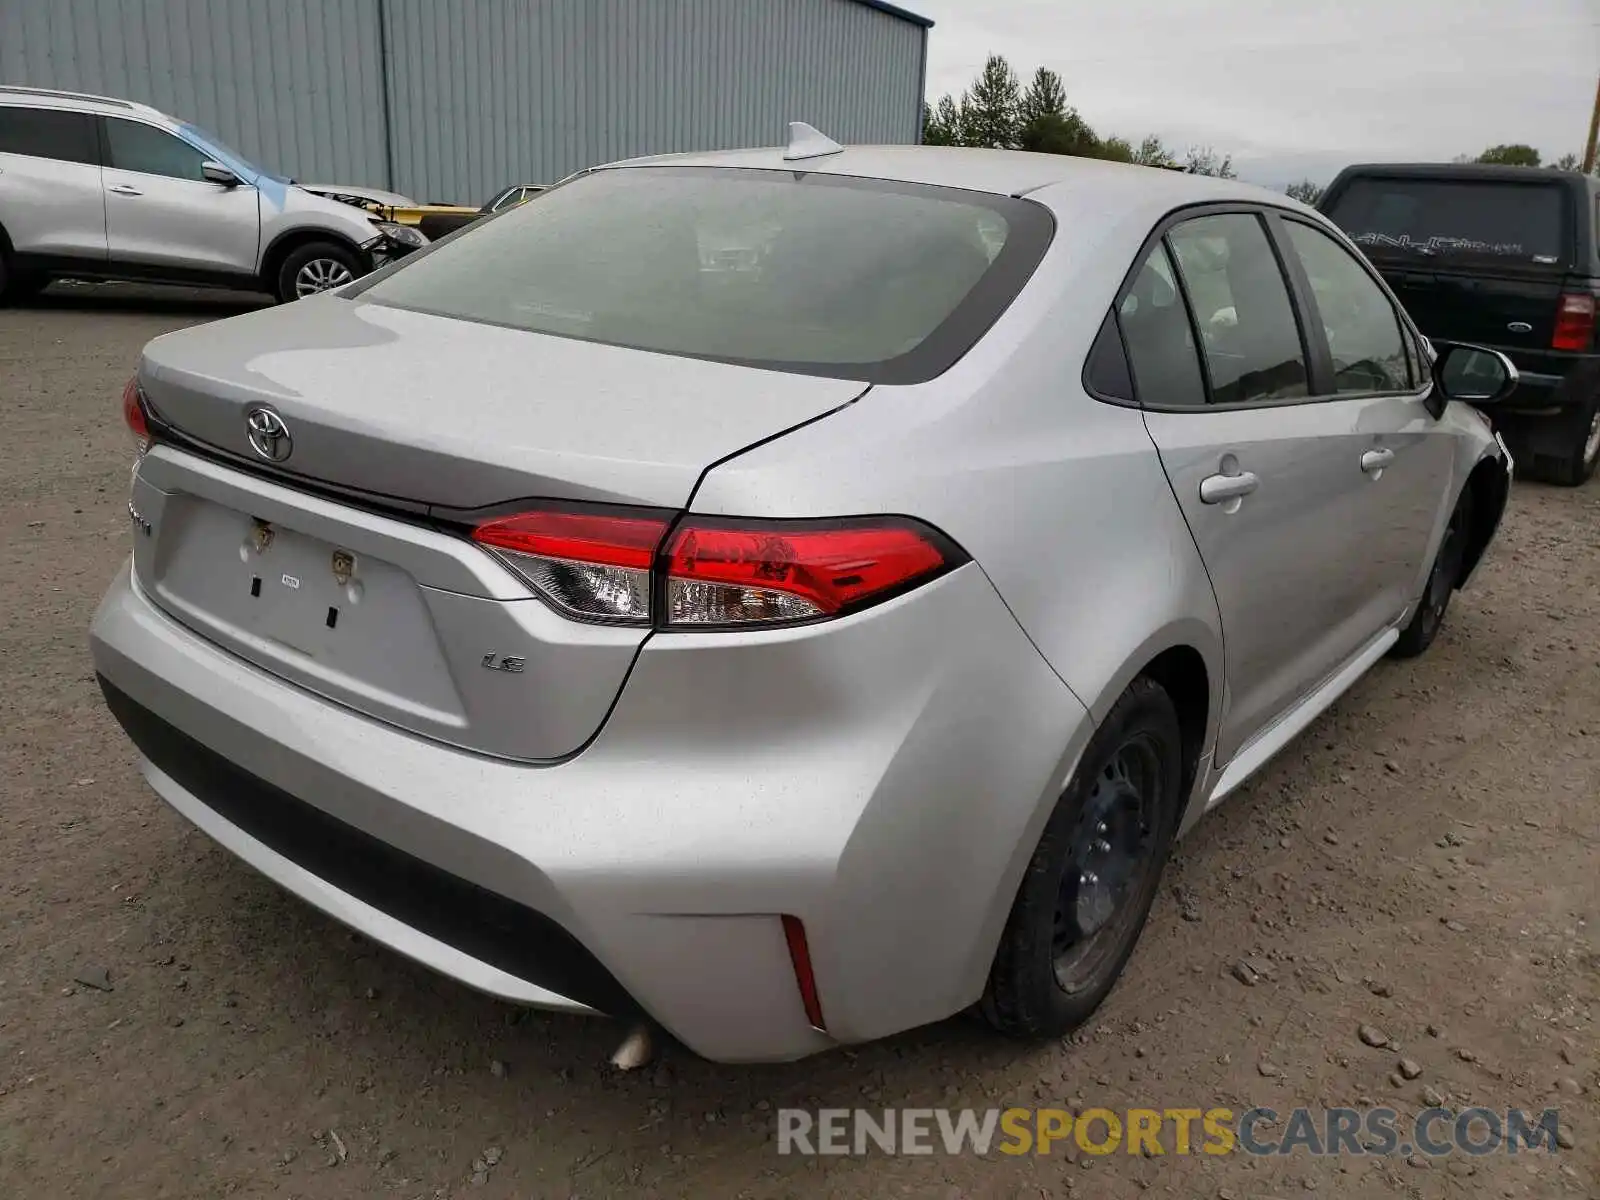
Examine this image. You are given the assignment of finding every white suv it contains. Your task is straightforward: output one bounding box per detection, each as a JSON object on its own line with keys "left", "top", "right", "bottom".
{"left": 0, "top": 86, "right": 425, "bottom": 304}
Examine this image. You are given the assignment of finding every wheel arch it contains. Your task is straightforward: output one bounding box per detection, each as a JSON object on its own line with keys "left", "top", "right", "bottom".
{"left": 1457, "top": 453, "right": 1510, "bottom": 589}
{"left": 1139, "top": 643, "right": 1213, "bottom": 831}
{"left": 975, "top": 626, "right": 1222, "bottom": 984}
{"left": 1077, "top": 621, "right": 1223, "bottom": 836}
{"left": 258, "top": 227, "right": 366, "bottom": 292}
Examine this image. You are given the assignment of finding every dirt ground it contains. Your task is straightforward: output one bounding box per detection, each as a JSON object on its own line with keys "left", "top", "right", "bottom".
{"left": 1, "top": 283, "right": 1595, "bottom": 1200}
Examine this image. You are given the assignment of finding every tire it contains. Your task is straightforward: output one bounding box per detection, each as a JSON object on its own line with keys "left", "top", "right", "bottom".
{"left": 1390, "top": 485, "right": 1474, "bottom": 660}
{"left": 5, "top": 271, "right": 50, "bottom": 302}
{"left": 274, "top": 241, "right": 362, "bottom": 303}
{"left": 980, "top": 676, "right": 1183, "bottom": 1040}
{"left": 1545, "top": 397, "right": 1600, "bottom": 488}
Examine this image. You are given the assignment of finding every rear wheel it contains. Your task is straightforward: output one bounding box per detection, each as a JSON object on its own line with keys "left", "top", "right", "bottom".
{"left": 0, "top": 257, "right": 48, "bottom": 306}
{"left": 6, "top": 271, "right": 50, "bottom": 302}
{"left": 1391, "top": 487, "right": 1473, "bottom": 659}
{"left": 1546, "top": 397, "right": 1600, "bottom": 488}
{"left": 980, "top": 677, "right": 1182, "bottom": 1039}
{"left": 274, "top": 241, "right": 361, "bottom": 303}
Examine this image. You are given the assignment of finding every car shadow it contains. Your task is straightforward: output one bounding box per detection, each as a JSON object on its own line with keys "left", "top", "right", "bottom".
{"left": 23, "top": 281, "right": 270, "bottom": 318}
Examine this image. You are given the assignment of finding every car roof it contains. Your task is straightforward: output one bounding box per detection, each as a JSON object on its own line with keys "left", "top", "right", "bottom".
{"left": 598, "top": 143, "right": 1310, "bottom": 229}
{"left": 602, "top": 143, "right": 1298, "bottom": 210}
{"left": 0, "top": 84, "right": 170, "bottom": 124}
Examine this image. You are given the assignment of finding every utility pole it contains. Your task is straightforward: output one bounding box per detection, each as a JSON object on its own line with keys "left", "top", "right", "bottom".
{"left": 1584, "top": 73, "right": 1600, "bottom": 174}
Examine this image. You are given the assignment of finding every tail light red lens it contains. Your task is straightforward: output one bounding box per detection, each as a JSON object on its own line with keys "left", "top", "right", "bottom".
{"left": 1553, "top": 294, "right": 1596, "bottom": 352}
{"left": 663, "top": 517, "right": 954, "bottom": 627}
{"left": 122, "top": 377, "right": 150, "bottom": 456}
{"left": 471, "top": 507, "right": 962, "bottom": 630}
{"left": 472, "top": 508, "right": 670, "bottom": 624}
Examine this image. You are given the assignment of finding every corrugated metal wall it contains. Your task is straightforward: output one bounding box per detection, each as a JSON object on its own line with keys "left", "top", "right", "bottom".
{"left": 383, "top": 0, "right": 925, "bottom": 202}
{"left": 0, "top": 0, "right": 925, "bottom": 203}
{"left": 0, "top": 0, "right": 391, "bottom": 187}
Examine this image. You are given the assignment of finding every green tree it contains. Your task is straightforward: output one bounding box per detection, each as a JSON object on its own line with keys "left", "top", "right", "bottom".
{"left": 1017, "top": 67, "right": 1068, "bottom": 131}
{"left": 921, "top": 94, "right": 963, "bottom": 146}
{"left": 1550, "top": 152, "right": 1581, "bottom": 171}
{"left": 1286, "top": 180, "right": 1324, "bottom": 204}
{"left": 1476, "top": 144, "right": 1540, "bottom": 167}
{"left": 1183, "top": 146, "right": 1236, "bottom": 178}
{"left": 1132, "top": 135, "right": 1179, "bottom": 168}
{"left": 1095, "top": 136, "right": 1135, "bottom": 163}
{"left": 935, "top": 95, "right": 963, "bottom": 146}
{"left": 961, "top": 54, "right": 1022, "bottom": 149}
{"left": 1018, "top": 109, "right": 1099, "bottom": 156}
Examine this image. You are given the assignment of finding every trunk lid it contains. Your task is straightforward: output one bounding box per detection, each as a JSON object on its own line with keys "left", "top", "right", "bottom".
{"left": 137, "top": 294, "right": 865, "bottom": 510}
{"left": 130, "top": 296, "right": 863, "bottom": 761}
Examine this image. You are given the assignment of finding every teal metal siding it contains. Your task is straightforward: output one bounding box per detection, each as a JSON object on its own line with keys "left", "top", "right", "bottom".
{"left": 0, "top": 0, "right": 927, "bottom": 202}
{"left": 383, "top": 0, "right": 926, "bottom": 201}
{"left": 0, "top": 0, "right": 391, "bottom": 187}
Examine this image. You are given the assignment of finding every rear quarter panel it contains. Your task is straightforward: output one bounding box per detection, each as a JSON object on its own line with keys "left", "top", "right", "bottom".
{"left": 691, "top": 186, "right": 1225, "bottom": 826}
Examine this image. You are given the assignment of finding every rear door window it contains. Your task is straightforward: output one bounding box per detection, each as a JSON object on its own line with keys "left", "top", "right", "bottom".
{"left": 1168, "top": 213, "right": 1309, "bottom": 405}
{"left": 1325, "top": 178, "right": 1568, "bottom": 266}
{"left": 0, "top": 106, "right": 99, "bottom": 165}
{"left": 1117, "top": 243, "right": 1207, "bottom": 407}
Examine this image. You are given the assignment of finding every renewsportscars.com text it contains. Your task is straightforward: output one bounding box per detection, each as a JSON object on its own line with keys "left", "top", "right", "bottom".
{"left": 776, "top": 1106, "right": 1571, "bottom": 1158}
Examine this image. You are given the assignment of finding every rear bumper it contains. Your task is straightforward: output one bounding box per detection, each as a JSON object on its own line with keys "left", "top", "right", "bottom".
{"left": 90, "top": 559, "right": 1088, "bottom": 1062}
{"left": 1491, "top": 349, "right": 1598, "bottom": 416}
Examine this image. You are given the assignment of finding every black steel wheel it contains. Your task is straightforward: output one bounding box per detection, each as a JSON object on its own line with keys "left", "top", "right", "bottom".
{"left": 1052, "top": 733, "right": 1164, "bottom": 995}
{"left": 1391, "top": 487, "right": 1473, "bottom": 659}
{"left": 981, "top": 676, "right": 1183, "bottom": 1039}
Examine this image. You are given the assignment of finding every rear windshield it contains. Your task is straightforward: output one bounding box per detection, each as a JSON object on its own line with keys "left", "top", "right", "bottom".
{"left": 356, "top": 166, "right": 1053, "bottom": 383}
{"left": 1325, "top": 178, "right": 1568, "bottom": 265}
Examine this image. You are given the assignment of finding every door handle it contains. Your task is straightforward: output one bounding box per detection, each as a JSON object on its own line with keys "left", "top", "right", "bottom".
{"left": 1199, "top": 470, "right": 1260, "bottom": 504}
{"left": 1360, "top": 448, "right": 1395, "bottom": 475}
{"left": 108, "top": 184, "right": 143, "bottom": 196}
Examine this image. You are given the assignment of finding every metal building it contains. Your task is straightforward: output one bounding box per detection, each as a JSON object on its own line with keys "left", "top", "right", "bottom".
{"left": 0, "top": 0, "right": 930, "bottom": 204}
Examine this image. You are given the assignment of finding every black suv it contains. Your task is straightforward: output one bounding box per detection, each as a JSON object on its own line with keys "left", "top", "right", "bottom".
{"left": 1320, "top": 164, "right": 1600, "bottom": 485}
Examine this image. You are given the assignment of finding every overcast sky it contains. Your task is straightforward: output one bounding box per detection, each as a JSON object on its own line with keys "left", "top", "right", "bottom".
{"left": 914, "top": 0, "right": 1599, "bottom": 186}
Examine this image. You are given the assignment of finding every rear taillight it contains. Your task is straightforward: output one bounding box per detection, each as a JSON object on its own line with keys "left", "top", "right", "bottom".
{"left": 662, "top": 517, "right": 953, "bottom": 627}
{"left": 122, "top": 377, "right": 150, "bottom": 456}
{"left": 472, "top": 508, "right": 670, "bottom": 624}
{"left": 1553, "top": 294, "right": 1596, "bottom": 352}
{"left": 470, "top": 507, "right": 961, "bottom": 629}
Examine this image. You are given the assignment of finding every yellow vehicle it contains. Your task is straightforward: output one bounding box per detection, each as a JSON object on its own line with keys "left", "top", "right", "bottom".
{"left": 304, "top": 182, "right": 544, "bottom": 241}
{"left": 300, "top": 184, "right": 476, "bottom": 224}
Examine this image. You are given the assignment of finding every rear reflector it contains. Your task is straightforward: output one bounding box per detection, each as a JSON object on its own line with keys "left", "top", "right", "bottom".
{"left": 471, "top": 508, "right": 962, "bottom": 629}
{"left": 1553, "top": 294, "right": 1596, "bottom": 352}
{"left": 122, "top": 377, "right": 150, "bottom": 456}
{"left": 662, "top": 517, "right": 954, "bottom": 628}
{"left": 781, "top": 914, "right": 826, "bottom": 1031}
{"left": 472, "top": 508, "right": 670, "bottom": 625}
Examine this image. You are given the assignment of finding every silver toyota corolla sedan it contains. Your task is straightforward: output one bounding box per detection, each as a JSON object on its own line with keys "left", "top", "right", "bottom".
{"left": 91, "top": 128, "right": 1516, "bottom": 1063}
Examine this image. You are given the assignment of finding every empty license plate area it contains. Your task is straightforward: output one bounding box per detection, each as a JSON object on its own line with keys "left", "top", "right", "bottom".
{"left": 146, "top": 490, "right": 466, "bottom": 726}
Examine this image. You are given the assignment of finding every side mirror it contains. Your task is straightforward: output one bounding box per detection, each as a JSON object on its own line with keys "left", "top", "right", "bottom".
{"left": 1431, "top": 341, "right": 1518, "bottom": 408}
{"left": 201, "top": 161, "right": 241, "bottom": 187}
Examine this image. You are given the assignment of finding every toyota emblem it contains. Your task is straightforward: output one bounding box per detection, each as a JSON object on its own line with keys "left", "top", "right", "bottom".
{"left": 245, "top": 407, "right": 293, "bottom": 463}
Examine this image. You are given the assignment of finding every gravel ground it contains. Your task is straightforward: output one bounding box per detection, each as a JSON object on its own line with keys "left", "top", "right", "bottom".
{"left": 1, "top": 283, "right": 1596, "bottom": 1199}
